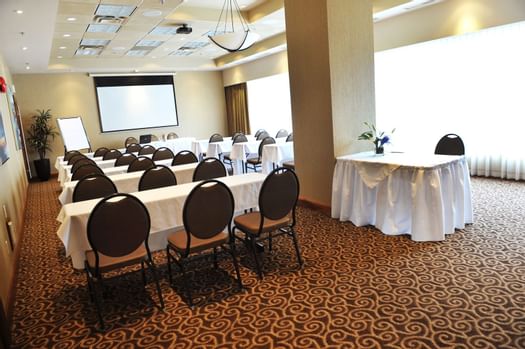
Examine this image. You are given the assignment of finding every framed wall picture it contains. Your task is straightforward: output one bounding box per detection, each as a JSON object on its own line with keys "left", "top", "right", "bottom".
{"left": 7, "top": 87, "right": 22, "bottom": 150}
{"left": 0, "top": 111, "right": 9, "bottom": 165}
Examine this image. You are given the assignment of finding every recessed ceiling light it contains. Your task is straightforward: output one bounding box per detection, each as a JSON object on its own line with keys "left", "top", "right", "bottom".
{"left": 63, "top": 34, "right": 71, "bottom": 37}
{"left": 25, "top": 64, "right": 30, "bottom": 70}
{"left": 22, "top": 46, "right": 28, "bottom": 50}
{"left": 142, "top": 10, "right": 162, "bottom": 17}
{"left": 57, "top": 56, "right": 63, "bottom": 59}
{"left": 14, "top": 10, "right": 23, "bottom": 14}
{"left": 66, "top": 17, "right": 77, "bottom": 21}
{"left": 59, "top": 46, "right": 67, "bottom": 50}
{"left": 112, "top": 46, "right": 126, "bottom": 51}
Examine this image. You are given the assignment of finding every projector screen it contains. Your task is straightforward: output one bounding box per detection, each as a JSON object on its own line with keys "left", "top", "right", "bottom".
{"left": 94, "top": 75, "right": 179, "bottom": 132}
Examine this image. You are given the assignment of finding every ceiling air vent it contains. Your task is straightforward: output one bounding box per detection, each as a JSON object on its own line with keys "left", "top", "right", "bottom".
{"left": 75, "top": 45, "right": 104, "bottom": 56}
{"left": 94, "top": 15, "right": 128, "bottom": 25}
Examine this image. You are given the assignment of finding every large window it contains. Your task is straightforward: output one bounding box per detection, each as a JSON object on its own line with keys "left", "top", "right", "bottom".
{"left": 375, "top": 21, "right": 525, "bottom": 179}
{"left": 247, "top": 73, "right": 293, "bottom": 138}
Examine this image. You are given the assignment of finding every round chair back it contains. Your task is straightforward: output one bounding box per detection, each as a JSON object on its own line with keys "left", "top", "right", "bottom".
{"left": 126, "top": 143, "right": 142, "bottom": 154}
{"left": 103, "top": 149, "right": 122, "bottom": 160}
{"left": 259, "top": 167, "right": 299, "bottom": 221}
{"left": 209, "top": 133, "right": 223, "bottom": 143}
{"left": 127, "top": 156, "right": 155, "bottom": 173}
{"left": 73, "top": 174, "right": 117, "bottom": 202}
{"left": 192, "top": 157, "right": 227, "bottom": 181}
{"left": 71, "top": 164, "right": 104, "bottom": 181}
{"left": 115, "top": 153, "right": 137, "bottom": 167}
{"left": 138, "top": 145, "right": 156, "bottom": 155}
{"left": 172, "top": 150, "right": 198, "bottom": 166}
{"left": 152, "top": 147, "right": 175, "bottom": 161}
{"left": 139, "top": 165, "right": 177, "bottom": 191}
{"left": 71, "top": 158, "right": 96, "bottom": 174}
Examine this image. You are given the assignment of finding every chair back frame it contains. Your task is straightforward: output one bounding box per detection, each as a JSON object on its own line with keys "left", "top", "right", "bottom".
{"left": 93, "top": 147, "right": 109, "bottom": 158}
{"left": 138, "top": 165, "right": 177, "bottom": 191}
{"left": 115, "top": 153, "right": 137, "bottom": 167}
{"left": 71, "top": 164, "right": 104, "bottom": 181}
{"left": 172, "top": 150, "right": 198, "bottom": 166}
{"left": 126, "top": 143, "right": 142, "bottom": 154}
{"left": 72, "top": 174, "right": 117, "bottom": 202}
{"left": 103, "top": 149, "right": 122, "bottom": 161}
{"left": 192, "top": 157, "right": 227, "bottom": 181}
{"left": 127, "top": 156, "right": 155, "bottom": 173}
{"left": 138, "top": 145, "right": 156, "bottom": 156}
{"left": 152, "top": 147, "right": 175, "bottom": 161}
{"left": 435, "top": 133, "right": 465, "bottom": 155}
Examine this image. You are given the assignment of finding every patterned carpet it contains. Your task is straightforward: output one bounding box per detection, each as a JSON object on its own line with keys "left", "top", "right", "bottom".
{"left": 10, "top": 177, "right": 525, "bottom": 348}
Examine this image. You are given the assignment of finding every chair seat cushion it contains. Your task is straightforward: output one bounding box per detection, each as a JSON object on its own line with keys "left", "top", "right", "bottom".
{"left": 234, "top": 212, "right": 291, "bottom": 235}
{"left": 246, "top": 157, "right": 261, "bottom": 165}
{"left": 86, "top": 245, "right": 147, "bottom": 273}
{"left": 168, "top": 230, "right": 228, "bottom": 254}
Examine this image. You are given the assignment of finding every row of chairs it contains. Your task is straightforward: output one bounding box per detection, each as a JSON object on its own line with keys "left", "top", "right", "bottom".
{"left": 84, "top": 167, "right": 302, "bottom": 329}
{"left": 71, "top": 156, "right": 232, "bottom": 202}
{"left": 124, "top": 132, "right": 179, "bottom": 147}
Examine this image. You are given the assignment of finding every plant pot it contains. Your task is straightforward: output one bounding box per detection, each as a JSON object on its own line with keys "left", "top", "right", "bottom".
{"left": 375, "top": 146, "right": 384, "bottom": 155}
{"left": 34, "top": 159, "right": 51, "bottom": 181}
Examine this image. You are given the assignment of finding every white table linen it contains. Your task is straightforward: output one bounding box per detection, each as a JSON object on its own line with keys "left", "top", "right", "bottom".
{"left": 58, "top": 162, "right": 198, "bottom": 205}
{"left": 147, "top": 137, "right": 195, "bottom": 155}
{"left": 57, "top": 173, "right": 266, "bottom": 269}
{"left": 331, "top": 152, "right": 473, "bottom": 241}
{"left": 261, "top": 142, "right": 294, "bottom": 174}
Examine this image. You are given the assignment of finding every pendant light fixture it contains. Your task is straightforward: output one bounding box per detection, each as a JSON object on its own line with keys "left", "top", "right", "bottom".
{"left": 208, "top": 0, "right": 260, "bottom": 52}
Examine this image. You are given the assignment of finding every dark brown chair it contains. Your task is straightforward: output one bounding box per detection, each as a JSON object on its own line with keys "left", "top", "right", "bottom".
{"left": 166, "top": 180, "right": 242, "bottom": 307}
{"left": 286, "top": 133, "right": 293, "bottom": 142}
{"left": 275, "top": 129, "right": 288, "bottom": 138}
{"left": 64, "top": 150, "right": 82, "bottom": 162}
{"left": 138, "top": 165, "right": 177, "bottom": 191}
{"left": 167, "top": 132, "right": 178, "bottom": 139}
{"left": 231, "top": 132, "right": 243, "bottom": 140}
{"left": 68, "top": 153, "right": 86, "bottom": 165}
{"left": 150, "top": 134, "right": 159, "bottom": 141}
{"left": 138, "top": 145, "right": 156, "bottom": 156}
{"left": 245, "top": 136, "right": 276, "bottom": 173}
{"left": 254, "top": 129, "right": 266, "bottom": 139}
{"left": 71, "top": 158, "right": 97, "bottom": 174}
{"left": 102, "top": 149, "right": 122, "bottom": 161}
{"left": 435, "top": 133, "right": 465, "bottom": 155}
{"left": 152, "top": 147, "right": 175, "bottom": 161}
{"left": 256, "top": 131, "right": 270, "bottom": 141}
{"left": 114, "top": 153, "right": 135, "bottom": 167}
{"left": 192, "top": 157, "right": 227, "bottom": 181}
{"left": 124, "top": 136, "right": 138, "bottom": 147}
{"left": 233, "top": 167, "right": 302, "bottom": 279}
{"left": 127, "top": 156, "right": 155, "bottom": 173}
{"left": 71, "top": 164, "right": 104, "bottom": 181}
{"left": 172, "top": 150, "right": 199, "bottom": 166}
{"left": 85, "top": 193, "right": 164, "bottom": 329}
{"left": 126, "top": 143, "right": 142, "bottom": 154}
{"left": 209, "top": 133, "right": 223, "bottom": 143}
{"left": 93, "top": 147, "right": 109, "bottom": 158}
{"left": 72, "top": 174, "right": 117, "bottom": 202}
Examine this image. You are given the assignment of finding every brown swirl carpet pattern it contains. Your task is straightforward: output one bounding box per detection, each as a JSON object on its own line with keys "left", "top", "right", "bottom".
{"left": 10, "top": 177, "right": 525, "bottom": 348}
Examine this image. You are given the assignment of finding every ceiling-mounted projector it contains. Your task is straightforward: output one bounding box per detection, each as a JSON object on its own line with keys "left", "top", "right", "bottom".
{"left": 176, "top": 24, "right": 192, "bottom": 34}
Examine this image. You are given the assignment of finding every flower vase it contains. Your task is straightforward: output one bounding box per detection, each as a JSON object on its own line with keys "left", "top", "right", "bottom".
{"left": 375, "top": 145, "right": 384, "bottom": 155}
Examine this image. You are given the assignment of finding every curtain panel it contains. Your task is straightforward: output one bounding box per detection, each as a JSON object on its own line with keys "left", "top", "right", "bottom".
{"left": 225, "top": 83, "right": 250, "bottom": 136}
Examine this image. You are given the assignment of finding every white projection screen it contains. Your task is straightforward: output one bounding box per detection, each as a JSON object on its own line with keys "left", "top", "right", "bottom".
{"left": 94, "top": 75, "right": 179, "bottom": 132}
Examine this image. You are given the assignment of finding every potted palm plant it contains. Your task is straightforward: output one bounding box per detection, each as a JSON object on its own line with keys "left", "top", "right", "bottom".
{"left": 26, "top": 109, "right": 58, "bottom": 181}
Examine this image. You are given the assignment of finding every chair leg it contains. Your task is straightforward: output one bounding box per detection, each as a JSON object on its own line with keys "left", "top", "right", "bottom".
{"left": 250, "top": 236, "right": 263, "bottom": 279}
{"left": 166, "top": 247, "right": 173, "bottom": 285}
{"left": 140, "top": 260, "right": 147, "bottom": 286}
{"left": 229, "top": 242, "right": 243, "bottom": 290}
{"left": 85, "top": 268, "right": 94, "bottom": 302}
{"left": 147, "top": 259, "right": 165, "bottom": 309}
{"left": 213, "top": 247, "right": 218, "bottom": 269}
{"left": 268, "top": 232, "right": 273, "bottom": 252}
{"left": 180, "top": 261, "right": 194, "bottom": 308}
{"left": 290, "top": 228, "right": 303, "bottom": 267}
{"left": 90, "top": 275, "right": 105, "bottom": 330}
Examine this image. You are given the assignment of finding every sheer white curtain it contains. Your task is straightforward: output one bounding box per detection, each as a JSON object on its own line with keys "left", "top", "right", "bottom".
{"left": 375, "top": 21, "right": 525, "bottom": 180}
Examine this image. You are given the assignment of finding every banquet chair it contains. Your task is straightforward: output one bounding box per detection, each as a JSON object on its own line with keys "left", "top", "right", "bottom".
{"left": 172, "top": 150, "right": 199, "bottom": 166}
{"left": 434, "top": 133, "right": 465, "bottom": 155}
{"left": 68, "top": 153, "right": 86, "bottom": 166}
{"left": 275, "top": 129, "right": 288, "bottom": 138}
{"left": 245, "top": 136, "right": 276, "bottom": 173}
{"left": 233, "top": 167, "right": 302, "bottom": 279}
{"left": 223, "top": 134, "right": 248, "bottom": 171}
{"left": 192, "top": 157, "right": 227, "bottom": 181}
{"left": 152, "top": 147, "right": 175, "bottom": 161}
{"left": 71, "top": 158, "right": 97, "bottom": 174}
{"left": 85, "top": 193, "right": 164, "bottom": 329}
{"left": 72, "top": 174, "right": 117, "bottom": 202}
{"left": 124, "top": 136, "right": 138, "bottom": 147}
{"left": 166, "top": 179, "right": 243, "bottom": 307}
{"left": 64, "top": 150, "right": 81, "bottom": 162}
{"left": 138, "top": 145, "right": 156, "bottom": 156}
{"left": 102, "top": 149, "right": 122, "bottom": 161}
{"left": 114, "top": 153, "right": 137, "bottom": 167}
{"left": 256, "top": 131, "right": 270, "bottom": 141}
{"left": 127, "top": 156, "right": 155, "bottom": 173}
{"left": 231, "top": 132, "right": 243, "bottom": 140}
{"left": 254, "top": 129, "right": 266, "bottom": 139}
{"left": 286, "top": 133, "right": 293, "bottom": 142}
{"left": 71, "top": 164, "right": 104, "bottom": 181}
{"left": 93, "top": 147, "right": 109, "bottom": 158}
{"left": 150, "top": 134, "right": 159, "bottom": 141}
{"left": 125, "top": 143, "right": 142, "bottom": 154}
{"left": 209, "top": 133, "right": 224, "bottom": 143}
{"left": 167, "top": 132, "right": 179, "bottom": 139}
{"left": 138, "top": 165, "right": 177, "bottom": 191}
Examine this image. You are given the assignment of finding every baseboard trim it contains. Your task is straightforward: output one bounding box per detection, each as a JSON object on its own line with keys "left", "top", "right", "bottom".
{"left": 298, "top": 197, "right": 331, "bottom": 216}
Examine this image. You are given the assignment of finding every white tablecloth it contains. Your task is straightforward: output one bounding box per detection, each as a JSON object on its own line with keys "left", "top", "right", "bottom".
{"left": 331, "top": 152, "right": 473, "bottom": 241}
{"left": 148, "top": 137, "right": 195, "bottom": 155}
{"left": 261, "top": 142, "right": 294, "bottom": 174}
{"left": 191, "top": 136, "right": 256, "bottom": 159}
{"left": 57, "top": 173, "right": 266, "bottom": 269}
{"left": 58, "top": 163, "right": 198, "bottom": 205}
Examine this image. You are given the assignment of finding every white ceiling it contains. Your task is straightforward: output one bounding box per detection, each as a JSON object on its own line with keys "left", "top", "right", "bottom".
{"left": 0, "top": 0, "right": 444, "bottom": 75}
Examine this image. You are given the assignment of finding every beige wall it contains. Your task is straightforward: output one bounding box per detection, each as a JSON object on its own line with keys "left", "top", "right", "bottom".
{"left": 0, "top": 54, "right": 29, "bottom": 319}
{"left": 375, "top": 0, "right": 525, "bottom": 51}
{"left": 13, "top": 71, "right": 228, "bottom": 174}
{"left": 222, "top": 50, "right": 289, "bottom": 87}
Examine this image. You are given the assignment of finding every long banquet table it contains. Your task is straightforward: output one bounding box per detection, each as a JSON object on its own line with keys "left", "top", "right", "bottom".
{"left": 261, "top": 142, "right": 294, "bottom": 174}
{"left": 58, "top": 162, "right": 199, "bottom": 205}
{"left": 331, "top": 152, "right": 473, "bottom": 241}
{"left": 57, "top": 172, "right": 266, "bottom": 269}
